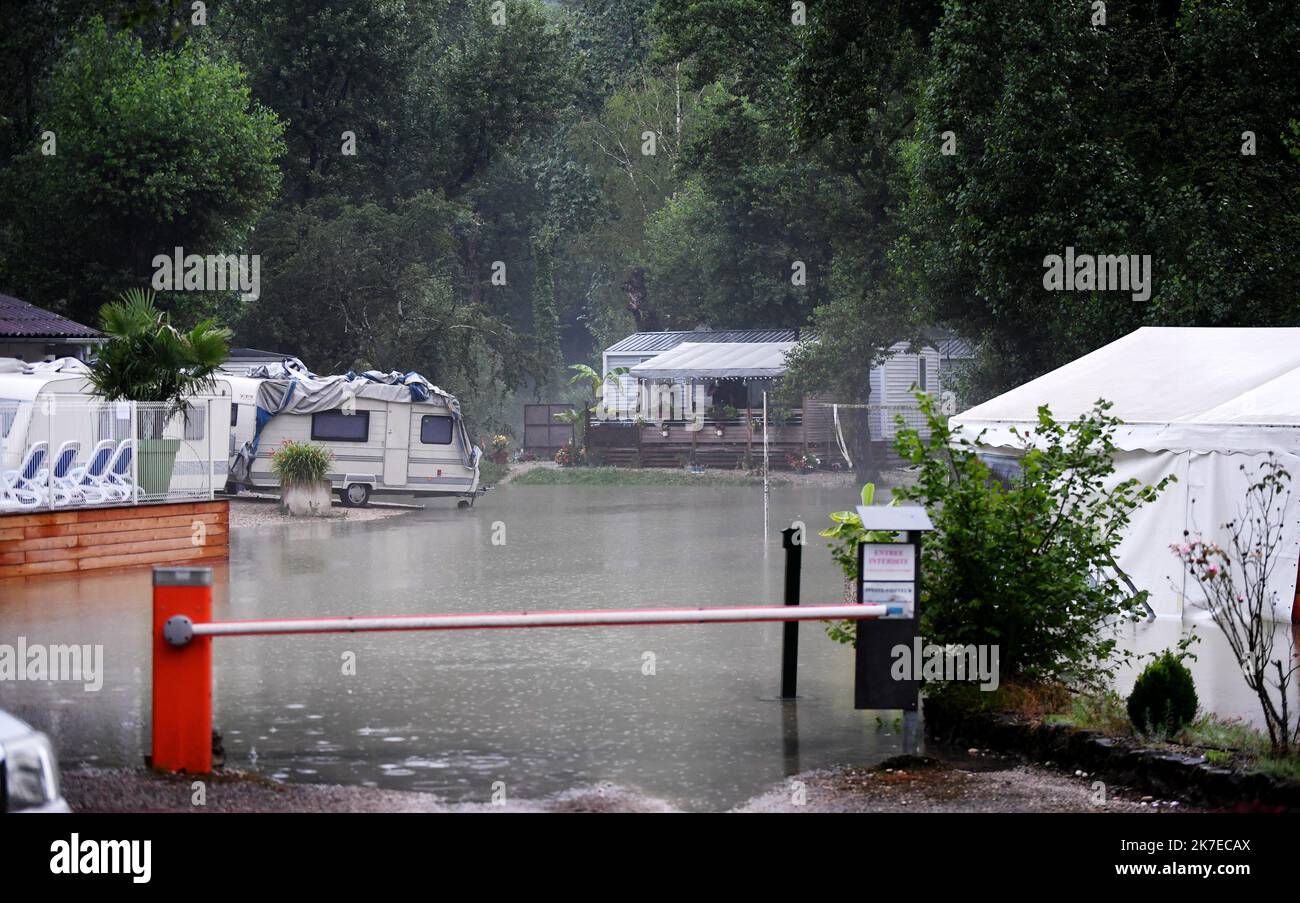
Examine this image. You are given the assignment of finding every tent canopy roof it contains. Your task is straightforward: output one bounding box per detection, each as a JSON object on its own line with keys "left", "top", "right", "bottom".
{"left": 628, "top": 342, "right": 796, "bottom": 379}
{"left": 953, "top": 327, "right": 1300, "bottom": 453}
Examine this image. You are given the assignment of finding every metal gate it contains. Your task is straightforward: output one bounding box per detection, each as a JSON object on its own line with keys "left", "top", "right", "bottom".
{"left": 523, "top": 403, "right": 574, "bottom": 457}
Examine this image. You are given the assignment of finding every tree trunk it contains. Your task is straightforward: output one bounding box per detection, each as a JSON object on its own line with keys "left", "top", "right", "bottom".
{"left": 841, "top": 407, "right": 880, "bottom": 483}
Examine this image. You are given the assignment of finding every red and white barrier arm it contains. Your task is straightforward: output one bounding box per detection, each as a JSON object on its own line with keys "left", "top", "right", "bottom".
{"left": 176, "top": 603, "right": 891, "bottom": 641}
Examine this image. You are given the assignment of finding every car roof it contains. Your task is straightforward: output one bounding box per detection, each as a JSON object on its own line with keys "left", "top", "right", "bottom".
{"left": 0, "top": 709, "right": 37, "bottom": 744}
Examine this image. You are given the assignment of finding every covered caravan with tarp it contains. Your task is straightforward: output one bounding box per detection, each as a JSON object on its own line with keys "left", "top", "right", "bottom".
{"left": 951, "top": 327, "right": 1300, "bottom": 623}
{"left": 227, "top": 358, "right": 480, "bottom": 505}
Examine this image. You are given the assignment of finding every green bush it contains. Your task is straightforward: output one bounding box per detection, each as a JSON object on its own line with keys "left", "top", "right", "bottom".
{"left": 271, "top": 440, "right": 333, "bottom": 486}
{"left": 895, "top": 394, "right": 1173, "bottom": 690}
{"left": 1127, "top": 651, "right": 1199, "bottom": 735}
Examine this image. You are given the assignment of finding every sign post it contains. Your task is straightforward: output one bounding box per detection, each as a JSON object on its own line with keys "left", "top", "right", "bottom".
{"left": 852, "top": 506, "right": 933, "bottom": 716}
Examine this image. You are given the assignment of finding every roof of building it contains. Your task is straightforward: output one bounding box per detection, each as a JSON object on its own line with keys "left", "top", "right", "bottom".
{"left": 628, "top": 342, "right": 797, "bottom": 379}
{"left": 227, "top": 347, "right": 293, "bottom": 360}
{"left": 0, "top": 293, "right": 101, "bottom": 339}
{"left": 605, "top": 328, "right": 799, "bottom": 355}
{"left": 953, "top": 326, "right": 1300, "bottom": 454}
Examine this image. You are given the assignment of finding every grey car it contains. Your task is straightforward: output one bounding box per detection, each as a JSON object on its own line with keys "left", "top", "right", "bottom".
{"left": 0, "top": 710, "right": 69, "bottom": 813}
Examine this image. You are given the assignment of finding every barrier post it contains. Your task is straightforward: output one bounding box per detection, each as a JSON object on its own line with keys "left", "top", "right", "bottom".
{"left": 151, "top": 566, "right": 213, "bottom": 773}
{"left": 780, "top": 525, "right": 801, "bottom": 699}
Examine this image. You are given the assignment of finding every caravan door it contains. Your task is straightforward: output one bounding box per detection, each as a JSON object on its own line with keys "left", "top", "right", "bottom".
{"left": 383, "top": 402, "right": 411, "bottom": 486}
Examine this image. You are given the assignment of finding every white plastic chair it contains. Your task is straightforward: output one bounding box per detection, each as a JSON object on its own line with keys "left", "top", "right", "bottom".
{"left": 36, "top": 440, "right": 81, "bottom": 507}
{"left": 100, "top": 439, "right": 139, "bottom": 503}
{"left": 63, "top": 439, "right": 117, "bottom": 505}
{"left": 1, "top": 441, "right": 48, "bottom": 510}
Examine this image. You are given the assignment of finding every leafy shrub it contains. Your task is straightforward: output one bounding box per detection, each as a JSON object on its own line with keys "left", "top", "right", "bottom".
{"left": 271, "top": 440, "right": 332, "bottom": 487}
{"left": 1127, "top": 651, "right": 1199, "bottom": 735}
{"left": 554, "top": 444, "right": 585, "bottom": 467}
{"left": 478, "top": 456, "right": 509, "bottom": 485}
{"left": 895, "top": 394, "right": 1173, "bottom": 690}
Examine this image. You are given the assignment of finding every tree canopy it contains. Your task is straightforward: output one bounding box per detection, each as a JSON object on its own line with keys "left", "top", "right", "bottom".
{"left": 1, "top": 0, "right": 1297, "bottom": 432}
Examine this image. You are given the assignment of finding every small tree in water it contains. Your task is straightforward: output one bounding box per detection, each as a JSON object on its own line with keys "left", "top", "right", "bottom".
{"left": 1173, "top": 456, "right": 1300, "bottom": 756}
{"left": 894, "top": 394, "right": 1173, "bottom": 690}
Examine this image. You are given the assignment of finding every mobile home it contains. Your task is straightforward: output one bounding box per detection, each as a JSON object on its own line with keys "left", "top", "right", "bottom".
{"left": 226, "top": 361, "right": 481, "bottom": 507}
{"left": 0, "top": 357, "right": 232, "bottom": 508}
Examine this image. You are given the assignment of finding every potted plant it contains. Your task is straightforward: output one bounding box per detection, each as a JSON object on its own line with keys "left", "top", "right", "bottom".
{"left": 271, "top": 440, "right": 335, "bottom": 516}
{"left": 87, "top": 288, "right": 230, "bottom": 496}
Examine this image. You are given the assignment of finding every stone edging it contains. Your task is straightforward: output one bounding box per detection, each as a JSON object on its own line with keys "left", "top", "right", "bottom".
{"left": 924, "top": 704, "right": 1300, "bottom": 811}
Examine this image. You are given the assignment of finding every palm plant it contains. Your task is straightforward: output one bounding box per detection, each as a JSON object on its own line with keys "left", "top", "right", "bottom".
{"left": 554, "top": 364, "right": 629, "bottom": 462}
{"left": 87, "top": 288, "right": 231, "bottom": 438}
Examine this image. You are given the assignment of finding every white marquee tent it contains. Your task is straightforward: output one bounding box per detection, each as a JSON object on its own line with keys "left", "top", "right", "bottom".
{"left": 952, "top": 327, "right": 1300, "bottom": 623}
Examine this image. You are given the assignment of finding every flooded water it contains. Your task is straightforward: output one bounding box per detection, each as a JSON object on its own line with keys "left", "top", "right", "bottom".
{"left": 3, "top": 481, "right": 1297, "bottom": 810}
{"left": 1, "top": 483, "right": 909, "bottom": 810}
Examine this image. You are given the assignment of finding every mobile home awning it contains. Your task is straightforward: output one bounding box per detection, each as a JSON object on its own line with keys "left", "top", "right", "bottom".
{"left": 628, "top": 342, "right": 796, "bottom": 379}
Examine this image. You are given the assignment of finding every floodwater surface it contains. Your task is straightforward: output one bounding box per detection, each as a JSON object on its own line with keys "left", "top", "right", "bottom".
{"left": 2, "top": 482, "right": 1296, "bottom": 810}
{"left": 3, "top": 483, "right": 907, "bottom": 810}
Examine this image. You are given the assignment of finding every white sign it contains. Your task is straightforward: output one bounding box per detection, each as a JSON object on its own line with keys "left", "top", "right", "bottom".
{"left": 861, "top": 542, "right": 915, "bottom": 581}
{"left": 861, "top": 581, "right": 915, "bottom": 606}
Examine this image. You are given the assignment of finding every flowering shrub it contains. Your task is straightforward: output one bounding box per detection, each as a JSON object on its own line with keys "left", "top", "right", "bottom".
{"left": 1172, "top": 456, "right": 1300, "bottom": 755}
{"left": 554, "top": 444, "right": 585, "bottom": 467}
{"left": 786, "top": 452, "right": 820, "bottom": 471}
{"left": 491, "top": 434, "right": 509, "bottom": 452}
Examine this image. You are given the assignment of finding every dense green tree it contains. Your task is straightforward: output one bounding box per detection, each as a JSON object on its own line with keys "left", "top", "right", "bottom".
{"left": 0, "top": 18, "right": 284, "bottom": 324}
{"left": 901, "top": 0, "right": 1300, "bottom": 399}
{"left": 648, "top": 0, "right": 930, "bottom": 404}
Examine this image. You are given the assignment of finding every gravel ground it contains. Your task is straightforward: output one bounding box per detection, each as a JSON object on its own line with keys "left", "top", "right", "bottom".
{"left": 737, "top": 754, "right": 1193, "bottom": 813}
{"left": 227, "top": 496, "right": 415, "bottom": 529}
{"left": 61, "top": 767, "right": 676, "bottom": 813}
{"left": 62, "top": 755, "right": 1191, "bottom": 813}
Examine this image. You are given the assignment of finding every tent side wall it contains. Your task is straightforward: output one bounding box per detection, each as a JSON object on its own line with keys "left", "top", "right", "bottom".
{"left": 949, "top": 426, "right": 1300, "bottom": 623}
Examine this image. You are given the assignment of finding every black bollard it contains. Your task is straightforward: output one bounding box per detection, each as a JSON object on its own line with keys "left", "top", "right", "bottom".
{"left": 780, "top": 525, "right": 802, "bottom": 699}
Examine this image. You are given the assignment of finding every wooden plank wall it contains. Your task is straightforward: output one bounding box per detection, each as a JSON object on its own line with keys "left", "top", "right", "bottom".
{"left": 0, "top": 500, "right": 229, "bottom": 580}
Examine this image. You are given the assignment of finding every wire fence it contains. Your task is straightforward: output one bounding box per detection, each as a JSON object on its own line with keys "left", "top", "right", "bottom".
{"left": 0, "top": 399, "right": 222, "bottom": 513}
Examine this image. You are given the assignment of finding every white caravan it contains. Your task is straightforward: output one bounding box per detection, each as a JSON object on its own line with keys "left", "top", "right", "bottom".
{"left": 225, "top": 361, "right": 482, "bottom": 507}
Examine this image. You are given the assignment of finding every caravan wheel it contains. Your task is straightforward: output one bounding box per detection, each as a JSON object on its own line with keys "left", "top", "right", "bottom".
{"left": 341, "top": 483, "right": 371, "bottom": 507}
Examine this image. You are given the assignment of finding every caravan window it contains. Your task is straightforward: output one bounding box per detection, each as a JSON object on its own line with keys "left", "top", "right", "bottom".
{"left": 0, "top": 399, "right": 20, "bottom": 438}
{"left": 183, "top": 404, "right": 205, "bottom": 441}
{"left": 420, "top": 415, "right": 453, "bottom": 444}
{"left": 312, "top": 409, "right": 370, "bottom": 442}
